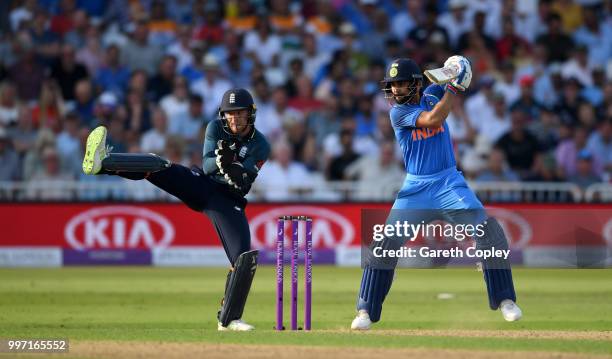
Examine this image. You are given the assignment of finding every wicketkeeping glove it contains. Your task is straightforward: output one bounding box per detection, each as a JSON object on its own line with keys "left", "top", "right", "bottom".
{"left": 222, "top": 161, "right": 250, "bottom": 191}
{"left": 215, "top": 140, "right": 237, "bottom": 171}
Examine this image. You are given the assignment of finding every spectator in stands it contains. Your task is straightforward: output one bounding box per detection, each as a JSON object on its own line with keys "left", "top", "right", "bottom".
{"left": 0, "top": 82, "right": 20, "bottom": 127}
{"left": 147, "top": 0, "right": 177, "bottom": 47}
{"left": 573, "top": 6, "right": 612, "bottom": 67}
{"left": 536, "top": 12, "right": 574, "bottom": 64}
{"left": 31, "top": 79, "right": 65, "bottom": 131}
{"left": 167, "top": 93, "right": 204, "bottom": 145}
{"left": 163, "top": 135, "right": 187, "bottom": 166}
{"left": 495, "top": 62, "right": 521, "bottom": 105}
{"left": 180, "top": 40, "right": 206, "bottom": 83}
{"left": 225, "top": 0, "right": 257, "bottom": 34}
{"left": 270, "top": 0, "right": 303, "bottom": 34}
{"left": 73, "top": 79, "right": 95, "bottom": 126}
{"left": 495, "top": 17, "right": 531, "bottom": 64}
{"left": 160, "top": 76, "right": 189, "bottom": 128}
{"left": 50, "top": 0, "right": 77, "bottom": 37}
{"left": 27, "top": 146, "right": 74, "bottom": 200}
{"left": 476, "top": 149, "right": 520, "bottom": 182}
{"left": 556, "top": 125, "right": 602, "bottom": 179}
{"left": 344, "top": 140, "right": 403, "bottom": 199}
{"left": 438, "top": 0, "right": 471, "bottom": 51}
{"left": 359, "top": 8, "right": 391, "bottom": 60}
{"left": 193, "top": 1, "right": 223, "bottom": 45}
{"left": 8, "top": 107, "right": 36, "bottom": 160}
{"left": 557, "top": 77, "right": 586, "bottom": 126}
{"left": 23, "top": 129, "right": 56, "bottom": 181}
{"left": 287, "top": 74, "right": 323, "bottom": 116}
{"left": 125, "top": 87, "right": 151, "bottom": 134}
{"left": 10, "top": 0, "right": 37, "bottom": 32}
{"left": 390, "top": 0, "right": 419, "bottom": 41}
{"left": 95, "top": 44, "right": 130, "bottom": 96}
{"left": 261, "top": 86, "right": 303, "bottom": 140}
{"left": 56, "top": 112, "right": 83, "bottom": 177}
{"left": 525, "top": 153, "right": 562, "bottom": 182}
{"left": 552, "top": 0, "right": 583, "bottom": 33}
{"left": 9, "top": 38, "right": 45, "bottom": 102}
{"left": 51, "top": 44, "right": 89, "bottom": 101}
{"left": 301, "top": 32, "right": 330, "bottom": 80}
{"left": 29, "top": 9, "right": 60, "bottom": 63}
{"left": 140, "top": 107, "right": 167, "bottom": 154}
{"left": 407, "top": 4, "right": 450, "bottom": 62}
{"left": 76, "top": 25, "right": 104, "bottom": 76}
{"left": 528, "top": 107, "right": 560, "bottom": 152}
{"left": 121, "top": 17, "right": 163, "bottom": 75}
{"left": 0, "top": 127, "right": 21, "bottom": 181}
{"left": 478, "top": 91, "right": 510, "bottom": 145}
{"left": 63, "top": 9, "right": 89, "bottom": 49}
{"left": 308, "top": 97, "right": 341, "bottom": 148}
{"left": 561, "top": 45, "right": 593, "bottom": 87}
{"left": 442, "top": 95, "right": 473, "bottom": 158}
{"left": 569, "top": 150, "right": 601, "bottom": 189}
{"left": 244, "top": 15, "right": 281, "bottom": 67}
{"left": 327, "top": 129, "right": 360, "bottom": 181}
{"left": 149, "top": 55, "right": 177, "bottom": 101}
{"left": 510, "top": 75, "right": 543, "bottom": 122}
{"left": 106, "top": 117, "right": 127, "bottom": 153}
{"left": 254, "top": 139, "right": 311, "bottom": 201}
{"left": 586, "top": 119, "right": 612, "bottom": 180}
{"left": 495, "top": 109, "right": 540, "bottom": 178}
{"left": 189, "top": 54, "right": 232, "bottom": 118}
{"left": 166, "top": 24, "right": 194, "bottom": 72}
{"left": 166, "top": 0, "right": 192, "bottom": 24}
{"left": 457, "top": 11, "right": 494, "bottom": 53}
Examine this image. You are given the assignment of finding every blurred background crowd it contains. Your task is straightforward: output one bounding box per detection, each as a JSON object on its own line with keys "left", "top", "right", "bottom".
{"left": 0, "top": 0, "right": 610, "bottom": 201}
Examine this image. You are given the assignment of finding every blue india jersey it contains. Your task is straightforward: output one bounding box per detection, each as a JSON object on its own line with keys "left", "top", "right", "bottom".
{"left": 389, "top": 84, "right": 456, "bottom": 175}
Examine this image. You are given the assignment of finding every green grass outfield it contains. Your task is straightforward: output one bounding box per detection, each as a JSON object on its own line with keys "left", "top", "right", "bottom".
{"left": 0, "top": 267, "right": 611, "bottom": 356}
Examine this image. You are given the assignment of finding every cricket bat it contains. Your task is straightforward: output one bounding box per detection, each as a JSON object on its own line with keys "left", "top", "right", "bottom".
{"left": 424, "top": 64, "right": 461, "bottom": 84}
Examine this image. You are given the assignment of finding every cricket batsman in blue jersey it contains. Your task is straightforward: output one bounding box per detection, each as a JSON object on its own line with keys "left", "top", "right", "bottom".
{"left": 351, "top": 57, "right": 522, "bottom": 330}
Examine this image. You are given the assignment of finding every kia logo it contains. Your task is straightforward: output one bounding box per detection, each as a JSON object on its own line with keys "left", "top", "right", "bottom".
{"left": 250, "top": 206, "right": 355, "bottom": 249}
{"left": 486, "top": 208, "right": 532, "bottom": 248}
{"left": 64, "top": 206, "right": 175, "bottom": 250}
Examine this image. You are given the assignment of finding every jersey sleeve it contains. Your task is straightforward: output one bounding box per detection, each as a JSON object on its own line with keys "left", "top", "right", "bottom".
{"left": 390, "top": 105, "right": 423, "bottom": 128}
{"left": 241, "top": 133, "right": 271, "bottom": 178}
{"left": 202, "top": 120, "right": 221, "bottom": 175}
{"left": 420, "top": 84, "right": 445, "bottom": 111}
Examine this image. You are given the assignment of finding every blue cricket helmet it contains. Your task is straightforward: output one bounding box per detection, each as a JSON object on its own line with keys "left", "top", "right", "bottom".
{"left": 382, "top": 58, "right": 423, "bottom": 84}
{"left": 382, "top": 58, "right": 423, "bottom": 104}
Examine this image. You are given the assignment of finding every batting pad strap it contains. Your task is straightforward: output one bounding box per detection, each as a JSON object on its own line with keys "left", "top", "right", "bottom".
{"left": 218, "top": 250, "right": 259, "bottom": 327}
{"left": 102, "top": 153, "right": 171, "bottom": 173}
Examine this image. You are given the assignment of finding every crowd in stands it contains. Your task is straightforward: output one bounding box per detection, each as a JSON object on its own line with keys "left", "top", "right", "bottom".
{"left": 0, "top": 0, "right": 610, "bottom": 201}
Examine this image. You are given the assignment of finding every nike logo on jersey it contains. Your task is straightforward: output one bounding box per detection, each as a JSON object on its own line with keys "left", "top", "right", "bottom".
{"left": 411, "top": 126, "right": 445, "bottom": 141}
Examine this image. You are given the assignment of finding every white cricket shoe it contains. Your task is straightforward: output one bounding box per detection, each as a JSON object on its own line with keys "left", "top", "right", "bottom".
{"left": 500, "top": 299, "right": 522, "bottom": 322}
{"left": 350, "top": 310, "right": 372, "bottom": 330}
{"left": 217, "top": 319, "right": 255, "bottom": 331}
{"left": 82, "top": 126, "right": 109, "bottom": 175}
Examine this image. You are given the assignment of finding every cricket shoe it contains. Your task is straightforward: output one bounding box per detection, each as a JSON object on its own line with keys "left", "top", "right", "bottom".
{"left": 500, "top": 299, "right": 522, "bottom": 322}
{"left": 350, "top": 310, "right": 372, "bottom": 330}
{"left": 82, "top": 126, "right": 109, "bottom": 175}
{"left": 217, "top": 319, "right": 255, "bottom": 331}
